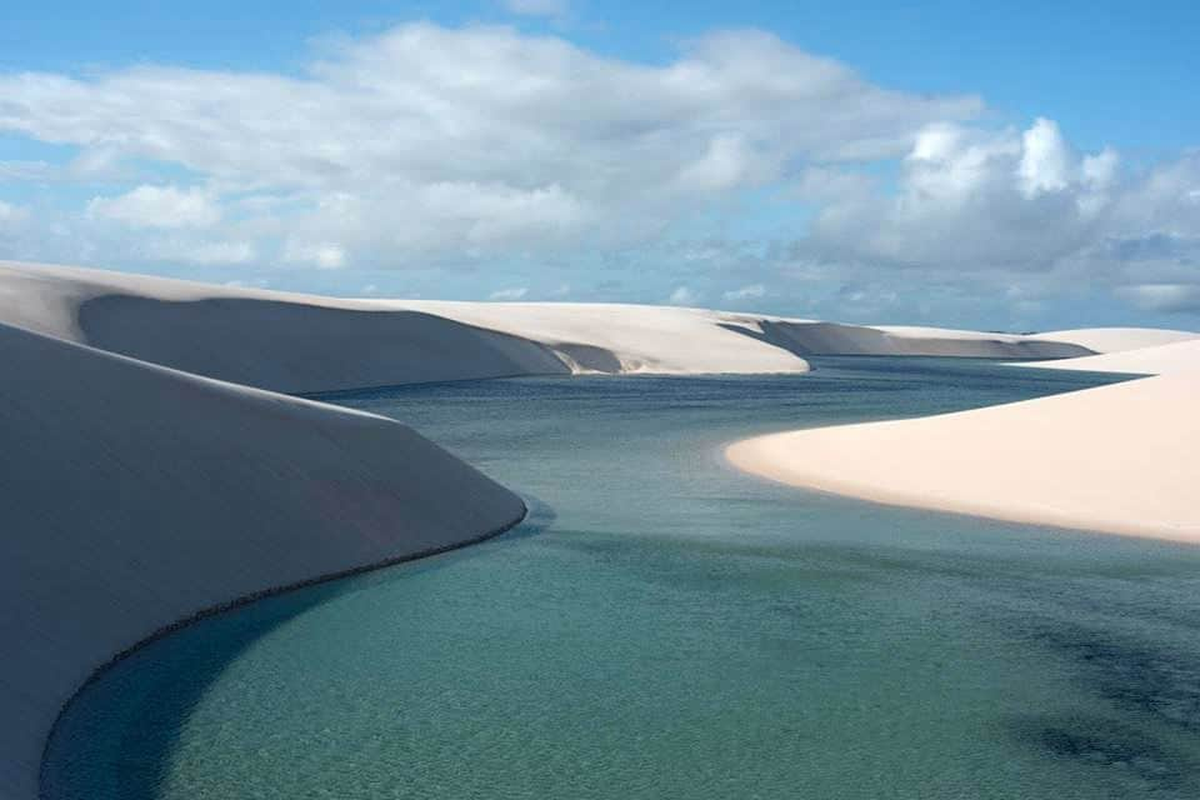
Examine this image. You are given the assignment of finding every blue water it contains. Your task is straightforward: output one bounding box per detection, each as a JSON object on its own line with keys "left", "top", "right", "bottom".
{"left": 43, "top": 358, "right": 1200, "bottom": 799}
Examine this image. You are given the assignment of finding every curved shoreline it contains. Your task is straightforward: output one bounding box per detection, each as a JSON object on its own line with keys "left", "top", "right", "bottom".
{"left": 725, "top": 372, "right": 1200, "bottom": 544}
{"left": 38, "top": 500, "right": 528, "bottom": 799}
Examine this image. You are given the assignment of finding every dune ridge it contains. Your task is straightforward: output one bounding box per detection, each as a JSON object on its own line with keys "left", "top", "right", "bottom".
{"left": 0, "top": 322, "right": 527, "bottom": 800}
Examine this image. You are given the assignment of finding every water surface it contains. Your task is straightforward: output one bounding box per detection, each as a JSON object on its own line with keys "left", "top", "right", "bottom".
{"left": 44, "top": 359, "right": 1200, "bottom": 799}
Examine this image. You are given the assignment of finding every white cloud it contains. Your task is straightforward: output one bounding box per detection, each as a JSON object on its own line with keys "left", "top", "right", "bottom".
{"left": 0, "top": 22, "right": 1198, "bottom": 322}
{"left": 503, "top": 0, "right": 569, "bottom": 18}
{"left": 489, "top": 286, "right": 529, "bottom": 300}
{"left": 723, "top": 283, "right": 766, "bottom": 301}
{"left": 284, "top": 241, "right": 347, "bottom": 269}
{"left": 668, "top": 286, "right": 698, "bottom": 305}
{"left": 0, "top": 23, "right": 979, "bottom": 270}
{"left": 1018, "top": 117, "right": 1070, "bottom": 196}
{"left": 87, "top": 185, "right": 220, "bottom": 229}
{"left": 804, "top": 118, "right": 1126, "bottom": 271}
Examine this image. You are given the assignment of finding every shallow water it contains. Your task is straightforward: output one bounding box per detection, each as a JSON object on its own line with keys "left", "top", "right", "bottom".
{"left": 43, "top": 358, "right": 1200, "bottom": 799}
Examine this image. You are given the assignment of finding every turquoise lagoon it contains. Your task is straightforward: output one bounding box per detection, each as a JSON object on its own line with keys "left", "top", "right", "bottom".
{"left": 43, "top": 358, "right": 1200, "bottom": 799}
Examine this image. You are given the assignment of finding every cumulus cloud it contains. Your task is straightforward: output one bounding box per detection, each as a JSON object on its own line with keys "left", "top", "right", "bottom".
{"left": 87, "top": 185, "right": 220, "bottom": 229}
{"left": 802, "top": 119, "right": 1128, "bottom": 271}
{"left": 0, "top": 23, "right": 978, "bottom": 270}
{"left": 0, "top": 22, "right": 1198, "bottom": 323}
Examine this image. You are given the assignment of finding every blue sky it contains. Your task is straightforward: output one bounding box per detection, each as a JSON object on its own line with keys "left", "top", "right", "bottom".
{"left": 2, "top": 1, "right": 1198, "bottom": 329}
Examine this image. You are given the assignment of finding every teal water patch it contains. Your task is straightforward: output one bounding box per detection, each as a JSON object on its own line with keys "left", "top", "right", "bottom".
{"left": 43, "top": 359, "right": 1200, "bottom": 799}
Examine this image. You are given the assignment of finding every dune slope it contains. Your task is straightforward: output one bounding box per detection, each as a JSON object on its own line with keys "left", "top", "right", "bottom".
{"left": 0, "top": 261, "right": 571, "bottom": 392}
{"left": 727, "top": 372, "right": 1200, "bottom": 542}
{"left": 1014, "top": 338, "right": 1200, "bottom": 375}
{"left": 1035, "top": 327, "right": 1200, "bottom": 354}
{"left": 755, "top": 320, "right": 1090, "bottom": 359}
{"left": 0, "top": 322, "right": 527, "bottom": 800}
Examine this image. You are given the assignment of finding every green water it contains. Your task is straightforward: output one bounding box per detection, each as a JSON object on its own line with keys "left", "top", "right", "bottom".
{"left": 43, "top": 359, "right": 1200, "bottom": 799}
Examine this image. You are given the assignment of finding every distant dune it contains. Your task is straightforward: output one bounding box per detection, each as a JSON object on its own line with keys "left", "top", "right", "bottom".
{"left": 1034, "top": 327, "right": 1200, "bottom": 354}
{"left": 2, "top": 262, "right": 1120, "bottom": 393}
{"left": 0, "top": 322, "right": 527, "bottom": 799}
{"left": 753, "top": 320, "right": 1090, "bottom": 359}
{"left": 1013, "top": 338, "right": 1200, "bottom": 375}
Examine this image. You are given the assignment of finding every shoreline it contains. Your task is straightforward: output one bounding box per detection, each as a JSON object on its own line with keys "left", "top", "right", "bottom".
{"left": 725, "top": 372, "right": 1200, "bottom": 544}
{"left": 39, "top": 501, "right": 529, "bottom": 797}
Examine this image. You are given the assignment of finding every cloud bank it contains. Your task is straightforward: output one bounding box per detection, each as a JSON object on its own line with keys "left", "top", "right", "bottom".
{"left": 0, "top": 22, "right": 1197, "bottom": 324}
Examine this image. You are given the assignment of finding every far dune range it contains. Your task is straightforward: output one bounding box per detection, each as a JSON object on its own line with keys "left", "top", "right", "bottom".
{"left": 1, "top": 261, "right": 1111, "bottom": 394}
{"left": 728, "top": 337, "right": 1200, "bottom": 542}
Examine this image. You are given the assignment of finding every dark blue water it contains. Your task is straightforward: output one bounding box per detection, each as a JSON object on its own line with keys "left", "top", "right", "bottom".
{"left": 43, "top": 358, "right": 1200, "bottom": 799}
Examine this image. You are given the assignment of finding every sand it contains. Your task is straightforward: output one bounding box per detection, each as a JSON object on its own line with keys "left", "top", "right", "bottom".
{"left": 1013, "top": 338, "right": 1200, "bottom": 375}
{"left": 1034, "top": 327, "right": 1200, "bottom": 354}
{"left": 727, "top": 370, "right": 1200, "bottom": 542}
{"left": 755, "top": 321, "right": 1090, "bottom": 358}
{"left": 0, "top": 261, "right": 571, "bottom": 393}
{"left": 2, "top": 262, "right": 1118, "bottom": 392}
{"left": 0, "top": 322, "right": 527, "bottom": 800}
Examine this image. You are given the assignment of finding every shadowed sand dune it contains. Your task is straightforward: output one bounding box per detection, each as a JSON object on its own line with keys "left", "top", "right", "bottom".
{"left": 0, "top": 322, "right": 527, "bottom": 800}
{"left": 0, "top": 261, "right": 571, "bottom": 393}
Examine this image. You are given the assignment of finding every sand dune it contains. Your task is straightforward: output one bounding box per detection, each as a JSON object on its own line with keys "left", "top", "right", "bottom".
{"left": 751, "top": 320, "right": 1091, "bottom": 359}
{"left": 727, "top": 371, "right": 1199, "bottom": 542}
{"left": 376, "top": 301, "right": 818, "bottom": 374}
{"left": 3, "top": 263, "right": 1112, "bottom": 390}
{"left": 1034, "top": 327, "right": 1200, "bottom": 354}
{"left": 1014, "top": 338, "right": 1200, "bottom": 375}
{"left": 0, "top": 261, "right": 571, "bottom": 393}
{"left": 0, "top": 321, "right": 527, "bottom": 799}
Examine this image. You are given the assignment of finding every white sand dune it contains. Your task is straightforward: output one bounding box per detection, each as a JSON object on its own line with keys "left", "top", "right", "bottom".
{"left": 375, "top": 301, "right": 818, "bottom": 374}
{"left": 0, "top": 261, "right": 571, "bottom": 393}
{"left": 0, "top": 321, "right": 527, "bottom": 800}
{"left": 752, "top": 320, "right": 1091, "bottom": 359}
{"left": 1034, "top": 327, "right": 1200, "bottom": 354}
{"left": 2, "top": 263, "right": 1113, "bottom": 391}
{"left": 1013, "top": 338, "right": 1200, "bottom": 375}
{"left": 727, "top": 372, "right": 1200, "bottom": 542}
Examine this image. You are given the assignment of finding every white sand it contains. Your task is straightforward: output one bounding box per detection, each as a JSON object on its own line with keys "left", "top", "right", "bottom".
{"left": 1013, "top": 338, "right": 1200, "bottom": 375}
{"left": 727, "top": 371, "right": 1200, "bottom": 542}
{"left": 375, "top": 300, "right": 816, "bottom": 374}
{"left": 0, "top": 261, "right": 571, "bottom": 393}
{"left": 757, "top": 321, "right": 1091, "bottom": 358}
{"left": 1034, "top": 327, "right": 1200, "bottom": 354}
{"left": 6, "top": 262, "right": 1131, "bottom": 389}
{"left": 0, "top": 321, "right": 527, "bottom": 799}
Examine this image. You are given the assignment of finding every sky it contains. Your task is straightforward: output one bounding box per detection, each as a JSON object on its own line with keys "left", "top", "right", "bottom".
{"left": 1, "top": 1, "right": 1198, "bottom": 330}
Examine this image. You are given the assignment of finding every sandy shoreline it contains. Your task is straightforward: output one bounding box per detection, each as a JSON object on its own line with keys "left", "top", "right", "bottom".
{"left": 727, "top": 370, "right": 1200, "bottom": 543}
